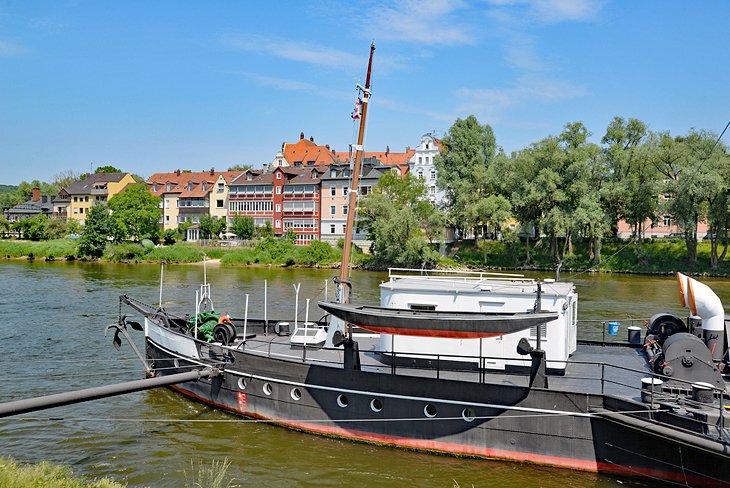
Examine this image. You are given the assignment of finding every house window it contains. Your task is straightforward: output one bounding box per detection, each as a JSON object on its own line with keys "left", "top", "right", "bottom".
{"left": 430, "top": 170, "right": 436, "bottom": 180}
{"left": 330, "top": 186, "right": 336, "bottom": 196}
{"left": 331, "top": 224, "right": 336, "bottom": 234}
{"left": 216, "top": 199, "right": 224, "bottom": 208}
{"left": 663, "top": 216, "right": 672, "bottom": 227}
{"left": 276, "top": 204, "right": 281, "bottom": 212}
{"left": 330, "top": 205, "right": 336, "bottom": 216}
{"left": 343, "top": 205, "right": 348, "bottom": 215}
{"left": 417, "top": 171, "right": 423, "bottom": 179}
{"left": 343, "top": 187, "right": 348, "bottom": 196}
{"left": 247, "top": 173, "right": 253, "bottom": 181}
{"left": 165, "top": 215, "right": 170, "bottom": 223}
{"left": 166, "top": 183, "right": 171, "bottom": 191}
{"left": 276, "top": 172, "right": 282, "bottom": 180}
{"left": 217, "top": 183, "right": 224, "bottom": 192}
{"left": 418, "top": 157, "right": 422, "bottom": 164}
{"left": 165, "top": 200, "right": 170, "bottom": 208}
{"left": 275, "top": 219, "right": 281, "bottom": 228}
{"left": 74, "top": 196, "right": 78, "bottom": 202}
{"left": 276, "top": 187, "right": 281, "bottom": 195}
{"left": 73, "top": 208, "right": 78, "bottom": 214}
{"left": 330, "top": 169, "right": 336, "bottom": 178}
{"left": 79, "top": 207, "right": 84, "bottom": 214}
{"left": 153, "top": 184, "right": 158, "bottom": 192}
{"left": 85, "top": 196, "right": 89, "bottom": 202}
{"left": 426, "top": 143, "right": 430, "bottom": 150}
{"left": 343, "top": 169, "right": 350, "bottom": 177}
{"left": 430, "top": 186, "right": 436, "bottom": 195}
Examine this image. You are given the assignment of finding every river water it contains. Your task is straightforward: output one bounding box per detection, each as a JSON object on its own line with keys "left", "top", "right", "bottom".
{"left": 1, "top": 261, "right": 728, "bottom": 487}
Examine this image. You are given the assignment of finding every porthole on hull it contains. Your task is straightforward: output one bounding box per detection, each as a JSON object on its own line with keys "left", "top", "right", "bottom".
{"left": 237, "top": 377, "right": 246, "bottom": 390}
{"left": 424, "top": 403, "right": 437, "bottom": 418}
{"left": 462, "top": 407, "right": 476, "bottom": 422}
{"left": 370, "top": 398, "right": 383, "bottom": 412}
{"left": 263, "top": 382, "right": 273, "bottom": 395}
{"left": 291, "top": 388, "right": 302, "bottom": 401}
{"left": 337, "top": 394, "right": 349, "bottom": 408}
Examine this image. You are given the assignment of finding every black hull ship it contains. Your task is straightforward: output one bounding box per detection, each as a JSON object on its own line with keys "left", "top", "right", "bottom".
{"left": 111, "top": 44, "right": 729, "bottom": 486}
{"left": 115, "top": 268, "right": 730, "bottom": 488}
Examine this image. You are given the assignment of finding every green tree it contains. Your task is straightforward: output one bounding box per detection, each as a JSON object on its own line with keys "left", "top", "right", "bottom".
{"left": 467, "top": 194, "right": 512, "bottom": 264}
{"left": 360, "top": 172, "right": 443, "bottom": 267}
{"left": 600, "top": 116, "right": 648, "bottom": 236}
{"left": 199, "top": 215, "right": 226, "bottom": 239}
{"left": 45, "top": 218, "right": 69, "bottom": 239}
{"left": 78, "top": 203, "right": 116, "bottom": 258}
{"left": 108, "top": 184, "right": 161, "bottom": 241}
{"left": 228, "top": 163, "right": 253, "bottom": 172}
{"left": 657, "top": 130, "right": 726, "bottom": 264}
{"left": 95, "top": 165, "right": 122, "bottom": 174}
{"left": 14, "top": 214, "right": 48, "bottom": 241}
{"left": 258, "top": 221, "right": 274, "bottom": 238}
{"left": 434, "top": 115, "right": 497, "bottom": 234}
{"left": 230, "top": 216, "right": 255, "bottom": 239}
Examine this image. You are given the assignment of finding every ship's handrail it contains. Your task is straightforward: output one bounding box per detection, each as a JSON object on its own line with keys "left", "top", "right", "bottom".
{"left": 387, "top": 267, "right": 533, "bottom": 285}
{"left": 237, "top": 334, "right": 727, "bottom": 438}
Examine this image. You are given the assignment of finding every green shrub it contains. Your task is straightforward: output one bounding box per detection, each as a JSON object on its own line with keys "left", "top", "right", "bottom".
{"left": 0, "top": 456, "right": 125, "bottom": 488}
{"left": 105, "top": 242, "right": 148, "bottom": 261}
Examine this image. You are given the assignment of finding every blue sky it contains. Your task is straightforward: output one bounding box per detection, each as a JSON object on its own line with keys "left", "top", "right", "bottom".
{"left": 1, "top": 0, "right": 728, "bottom": 185}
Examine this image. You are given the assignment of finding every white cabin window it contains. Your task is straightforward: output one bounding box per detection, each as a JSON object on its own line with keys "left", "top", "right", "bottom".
{"left": 409, "top": 304, "right": 436, "bottom": 311}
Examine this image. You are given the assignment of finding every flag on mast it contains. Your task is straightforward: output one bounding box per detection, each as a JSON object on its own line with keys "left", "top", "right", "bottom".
{"left": 351, "top": 98, "right": 362, "bottom": 120}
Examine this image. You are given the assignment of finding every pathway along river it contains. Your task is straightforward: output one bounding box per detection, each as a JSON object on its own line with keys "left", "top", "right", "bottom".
{"left": 1, "top": 261, "right": 729, "bottom": 487}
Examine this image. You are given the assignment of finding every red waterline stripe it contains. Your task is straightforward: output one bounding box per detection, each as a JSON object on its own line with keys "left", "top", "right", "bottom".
{"left": 168, "top": 385, "right": 726, "bottom": 487}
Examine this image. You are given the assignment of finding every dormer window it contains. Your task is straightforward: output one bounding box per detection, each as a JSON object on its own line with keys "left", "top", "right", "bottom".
{"left": 247, "top": 173, "right": 253, "bottom": 181}
{"left": 426, "top": 143, "right": 430, "bottom": 150}
{"left": 166, "top": 183, "right": 171, "bottom": 191}
{"left": 330, "top": 169, "right": 336, "bottom": 178}
{"left": 202, "top": 182, "right": 207, "bottom": 191}
{"left": 188, "top": 182, "right": 193, "bottom": 191}
{"left": 153, "top": 184, "right": 158, "bottom": 192}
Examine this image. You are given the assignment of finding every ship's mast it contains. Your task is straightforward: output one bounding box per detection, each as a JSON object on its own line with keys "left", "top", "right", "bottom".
{"left": 338, "top": 42, "right": 375, "bottom": 304}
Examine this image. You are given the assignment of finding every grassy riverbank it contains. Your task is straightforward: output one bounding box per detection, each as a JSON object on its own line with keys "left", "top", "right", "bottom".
{"left": 0, "top": 237, "right": 353, "bottom": 267}
{"left": 2, "top": 237, "right": 728, "bottom": 275}
{"left": 450, "top": 238, "right": 730, "bottom": 275}
{"left": 0, "top": 457, "right": 125, "bottom": 488}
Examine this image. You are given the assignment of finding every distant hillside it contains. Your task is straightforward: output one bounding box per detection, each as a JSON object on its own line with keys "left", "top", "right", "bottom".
{"left": 0, "top": 184, "right": 17, "bottom": 193}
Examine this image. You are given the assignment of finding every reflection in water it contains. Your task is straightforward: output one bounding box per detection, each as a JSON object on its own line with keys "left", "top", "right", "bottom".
{"left": 1, "top": 261, "right": 720, "bottom": 487}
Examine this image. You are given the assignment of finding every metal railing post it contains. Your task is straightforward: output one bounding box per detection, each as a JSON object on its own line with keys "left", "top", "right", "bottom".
{"left": 436, "top": 355, "right": 440, "bottom": 380}
{"left": 601, "top": 363, "right": 605, "bottom": 394}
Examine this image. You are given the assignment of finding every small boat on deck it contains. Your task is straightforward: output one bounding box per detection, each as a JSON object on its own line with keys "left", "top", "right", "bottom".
{"left": 318, "top": 301, "right": 558, "bottom": 338}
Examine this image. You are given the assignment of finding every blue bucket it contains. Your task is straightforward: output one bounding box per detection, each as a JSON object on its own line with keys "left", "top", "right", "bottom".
{"left": 607, "top": 321, "right": 620, "bottom": 336}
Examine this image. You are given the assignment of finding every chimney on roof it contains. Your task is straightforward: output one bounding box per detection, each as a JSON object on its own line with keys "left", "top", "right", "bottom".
{"left": 300, "top": 132, "right": 305, "bottom": 140}
{"left": 31, "top": 187, "right": 41, "bottom": 202}
{"left": 406, "top": 146, "right": 410, "bottom": 151}
{"left": 176, "top": 169, "right": 181, "bottom": 176}
{"left": 386, "top": 145, "right": 390, "bottom": 155}
{"left": 326, "top": 144, "right": 330, "bottom": 150}
{"left": 210, "top": 167, "right": 215, "bottom": 175}
{"left": 332, "top": 149, "right": 335, "bottom": 155}
{"left": 310, "top": 136, "right": 314, "bottom": 142}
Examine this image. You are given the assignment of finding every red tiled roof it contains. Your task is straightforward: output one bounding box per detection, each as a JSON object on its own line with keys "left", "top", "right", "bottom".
{"left": 334, "top": 149, "right": 416, "bottom": 166}
{"left": 282, "top": 134, "right": 340, "bottom": 166}
{"left": 147, "top": 170, "right": 244, "bottom": 197}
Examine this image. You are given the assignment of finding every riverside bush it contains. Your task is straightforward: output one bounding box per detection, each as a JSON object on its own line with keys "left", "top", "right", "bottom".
{"left": 0, "top": 239, "right": 77, "bottom": 258}
{"left": 105, "top": 242, "right": 148, "bottom": 261}
{"left": 0, "top": 457, "right": 125, "bottom": 488}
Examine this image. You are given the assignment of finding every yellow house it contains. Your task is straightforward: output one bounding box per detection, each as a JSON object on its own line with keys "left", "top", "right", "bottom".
{"left": 147, "top": 169, "right": 242, "bottom": 231}
{"left": 64, "top": 172, "right": 136, "bottom": 224}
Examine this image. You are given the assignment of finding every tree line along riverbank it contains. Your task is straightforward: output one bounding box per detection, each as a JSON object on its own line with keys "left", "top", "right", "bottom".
{"left": 1, "top": 236, "right": 729, "bottom": 276}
